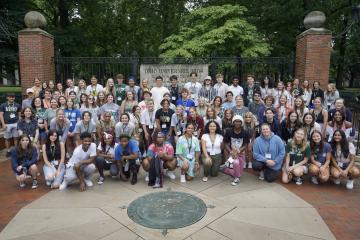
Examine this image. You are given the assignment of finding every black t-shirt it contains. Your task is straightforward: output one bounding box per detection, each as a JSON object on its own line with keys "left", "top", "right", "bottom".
{"left": 155, "top": 108, "right": 175, "bottom": 133}
{"left": 0, "top": 102, "right": 21, "bottom": 124}
{"left": 224, "top": 128, "right": 250, "bottom": 149}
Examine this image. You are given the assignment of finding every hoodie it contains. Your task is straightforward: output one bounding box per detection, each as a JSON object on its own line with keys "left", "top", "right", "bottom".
{"left": 252, "top": 133, "right": 285, "bottom": 171}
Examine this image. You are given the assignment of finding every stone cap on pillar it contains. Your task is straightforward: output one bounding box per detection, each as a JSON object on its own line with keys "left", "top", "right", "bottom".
{"left": 297, "top": 11, "right": 331, "bottom": 38}
{"left": 18, "top": 11, "right": 53, "bottom": 38}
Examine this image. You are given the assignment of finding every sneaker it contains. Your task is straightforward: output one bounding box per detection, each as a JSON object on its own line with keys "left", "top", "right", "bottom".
{"left": 243, "top": 161, "right": 247, "bottom": 168}
{"left": 59, "top": 179, "right": 68, "bottom": 190}
{"left": 46, "top": 180, "right": 52, "bottom": 187}
{"left": 32, "top": 179, "right": 38, "bottom": 189}
{"left": 259, "top": 171, "right": 265, "bottom": 181}
{"left": 19, "top": 182, "right": 26, "bottom": 188}
{"left": 248, "top": 162, "right": 252, "bottom": 169}
{"left": 311, "top": 176, "right": 319, "bottom": 185}
{"left": 346, "top": 179, "right": 354, "bottom": 190}
{"left": 145, "top": 173, "right": 149, "bottom": 182}
{"left": 152, "top": 177, "right": 161, "bottom": 188}
{"left": 84, "top": 178, "right": 94, "bottom": 187}
{"left": 180, "top": 174, "right": 186, "bottom": 183}
{"left": 295, "top": 177, "right": 303, "bottom": 185}
{"left": 97, "top": 176, "right": 105, "bottom": 185}
{"left": 165, "top": 170, "right": 176, "bottom": 180}
{"left": 202, "top": 176, "right": 208, "bottom": 182}
{"left": 333, "top": 178, "right": 341, "bottom": 185}
{"left": 231, "top": 178, "right": 240, "bottom": 186}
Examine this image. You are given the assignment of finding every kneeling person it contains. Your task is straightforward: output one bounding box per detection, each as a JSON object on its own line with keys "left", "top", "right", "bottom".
{"left": 60, "top": 132, "right": 96, "bottom": 191}
{"left": 142, "top": 132, "right": 177, "bottom": 188}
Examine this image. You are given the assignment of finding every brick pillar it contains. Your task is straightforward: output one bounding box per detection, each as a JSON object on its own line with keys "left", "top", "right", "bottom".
{"left": 295, "top": 28, "right": 332, "bottom": 87}
{"left": 18, "top": 28, "right": 55, "bottom": 95}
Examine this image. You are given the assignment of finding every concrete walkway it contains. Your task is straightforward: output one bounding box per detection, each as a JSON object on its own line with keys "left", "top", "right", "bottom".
{"left": 0, "top": 170, "right": 335, "bottom": 240}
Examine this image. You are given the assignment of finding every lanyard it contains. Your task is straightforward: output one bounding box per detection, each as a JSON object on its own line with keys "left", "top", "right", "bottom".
{"left": 148, "top": 111, "right": 154, "bottom": 125}
{"left": 50, "top": 145, "right": 56, "bottom": 161}
{"left": 186, "top": 136, "right": 193, "bottom": 154}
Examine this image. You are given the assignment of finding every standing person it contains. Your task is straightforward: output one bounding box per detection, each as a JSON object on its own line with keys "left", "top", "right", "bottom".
{"left": 44, "top": 98, "right": 58, "bottom": 124}
{"left": 203, "top": 107, "right": 222, "bottom": 130}
{"left": 76, "top": 79, "right": 87, "bottom": 103}
{"left": 290, "top": 78, "right": 304, "bottom": 98}
{"left": 176, "top": 88, "right": 195, "bottom": 116}
{"left": 151, "top": 76, "right": 170, "bottom": 109}
{"left": 95, "top": 131, "right": 118, "bottom": 185}
{"left": 260, "top": 76, "right": 274, "bottom": 99}
{"left": 252, "top": 123, "right": 285, "bottom": 182}
{"left": 0, "top": 93, "right": 21, "bottom": 158}
{"left": 222, "top": 109, "right": 234, "bottom": 131}
{"left": 114, "top": 134, "right": 140, "bottom": 184}
{"left": 227, "top": 75, "right": 243, "bottom": 100}
{"left": 199, "top": 76, "right": 217, "bottom": 105}
{"left": 59, "top": 132, "right": 97, "bottom": 191}
{"left": 10, "top": 134, "right": 39, "bottom": 189}
{"left": 104, "top": 78, "right": 116, "bottom": 97}
{"left": 213, "top": 73, "right": 228, "bottom": 100}
{"left": 39, "top": 81, "right": 48, "bottom": 99}
{"left": 169, "top": 75, "right": 180, "bottom": 105}
{"left": 248, "top": 91, "right": 264, "bottom": 122}
{"left": 309, "top": 130, "right": 331, "bottom": 185}
{"left": 31, "top": 77, "right": 42, "bottom": 97}
{"left": 212, "top": 96, "right": 224, "bottom": 119}
{"left": 162, "top": 92, "right": 176, "bottom": 112}
{"left": 64, "top": 98, "right": 81, "bottom": 155}
{"left": 232, "top": 96, "right": 249, "bottom": 117}
{"left": 140, "top": 99, "right": 157, "bottom": 148}
{"left": 275, "top": 94, "right": 292, "bottom": 122}
{"left": 187, "top": 107, "right": 205, "bottom": 139}
{"left": 115, "top": 113, "right": 135, "bottom": 141}
{"left": 176, "top": 122, "right": 201, "bottom": 183}
{"left": 328, "top": 98, "right": 352, "bottom": 122}
{"left": 243, "top": 75, "right": 260, "bottom": 106}
{"left": 302, "top": 80, "right": 312, "bottom": 106}
{"left": 137, "top": 78, "right": 150, "bottom": 102}
{"left": 262, "top": 108, "right": 281, "bottom": 136}
{"left": 258, "top": 95, "right": 276, "bottom": 123}
{"left": 125, "top": 76, "right": 140, "bottom": 102}
{"left": 80, "top": 95, "right": 100, "bottom": 124}
{"left": 302, "top": 113, "right": 321, "bottom": 140}
{"left": 201, "top": 121, "right": 223, "bottom": 182}
{"left": 282, "top": 128, "right": 310, "bottom": 185}
{"left": 222, "top": 91, "right": 235, "bottom": 110}
{"left": 142, "top": 132, "right": 177, "bottom": 188}
{"left": 309, "top": 81, "right": 324, "bottom": 108}
{"left": 324, "top": 83, "right": 339, "bottom": 110}
{"left": 17, "top": 107, "right": 39, "bottom": 145}
{"left": 49, "top": 109, "right": 70, "bottom": 143}
{"left": 293, "top": 97, "right": 309, "bottom": 122}
{"left": 75, "top": 111, "right": 97, "bottom": 145}
{"left": 42, "top": 130, "right": 66, "bottom": 188}
{"left": 280, "top": 111, "right": 301, "bottom": 144}
{"left": 196, "top": 97, "right": 208, "bottom": 118}
{"left": 120, "top": 91, "right": 138, "bottom": 114}
{"left": 32, "top": 97, "right": 47, "bottom": 145}
{"left": 243, "top": 111, "right": 258, "bottom": 168}
{"left": 328, "top": 110, "right": 353, "bottom": 141}
{"left": 48, "top": 80, "right": 56, "bottom": 93}
{"left": 222, "top": 115, "right": 249, "bottom": 185}
{"left": 273, "top": 81, "right": 291, "bottom": 108}
{"left": 100, "top": 94, "right": 120, "bottom": 121}
{"left": 171, "top": 105, "right": 187, "bottom": 142}
{"left": 115, "top": 74, "right": 127, "bottom": 106}
{"left": 86, "top": 75, "right": 104, "bottom": 98}
{"left": 184, "top": 72, "right": 202, "bottom": 105}
{"left": 65, "top": 78, "right": 79, "bottom": 98}
{"left": 22, "top": 88, "right": 34, "bottom": 108}
{"left": 42, "top": 89, "right": 52, "bottom": 109}
{"left": 58, "top": 96, "right": 67, "bottom": 109}
{"left": 330, "top": 130, "right": 359, "bottom": 189}
{"left": 155, "top": 99, "right": 175, "bottom": 140}
{"left": 96, "top": 91, "right": 106, "bottom": 107}
{"left": 56, "top": 83, "right": 65, "bottom": 96}
{"left": 138, "top": 91, "right": 152, "bottom": 111}
{"left": 310, "top": 97, "right": 328, "bottom": 137}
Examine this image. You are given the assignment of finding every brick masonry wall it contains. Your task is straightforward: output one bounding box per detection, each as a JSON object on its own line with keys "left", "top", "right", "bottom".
{"left": 18, "top": 30, "right": 55, "bottom": 95}
{"left": 295, "top": 30, "right": 332, "bottom": 88}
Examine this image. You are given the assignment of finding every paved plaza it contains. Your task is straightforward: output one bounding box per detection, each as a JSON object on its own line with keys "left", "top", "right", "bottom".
{"left": 0, "top": 163, "right": 339, "bottom": 240}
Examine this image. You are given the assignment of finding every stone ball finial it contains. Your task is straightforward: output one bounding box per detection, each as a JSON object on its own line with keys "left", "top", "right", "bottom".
{"left": 24, "top": 11, "right": 47, "bottom": 29}
{"left": 304, "top": 11, "right": 326, "bottom": 29}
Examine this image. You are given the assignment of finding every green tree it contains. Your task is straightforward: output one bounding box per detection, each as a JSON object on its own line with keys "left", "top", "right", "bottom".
{"left": 159, "top": 4, "right": 271, "bottom": 58}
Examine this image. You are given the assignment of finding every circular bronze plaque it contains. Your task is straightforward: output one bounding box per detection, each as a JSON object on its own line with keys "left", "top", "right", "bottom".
{"left": 127, "top": 191, "right": 207, "bottom": 229}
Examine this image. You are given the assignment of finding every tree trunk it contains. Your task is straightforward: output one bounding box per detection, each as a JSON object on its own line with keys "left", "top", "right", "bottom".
{"left": 336, "top": 18, "right": 348, "bottom": 89}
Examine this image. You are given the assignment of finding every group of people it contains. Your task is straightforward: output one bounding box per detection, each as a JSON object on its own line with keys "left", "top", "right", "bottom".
{"left": 0, "top": 72, "right": 358, "bottom": 191}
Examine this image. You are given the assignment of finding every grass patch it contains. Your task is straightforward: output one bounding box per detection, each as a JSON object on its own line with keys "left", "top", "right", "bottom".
{"left": 0, "top": 86, "right": 22, "bottom": 93}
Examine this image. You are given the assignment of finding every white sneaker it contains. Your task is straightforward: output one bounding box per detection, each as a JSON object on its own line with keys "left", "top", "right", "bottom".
{"left": 259, "top": 171, "right": 265, "bottom": 181}
{"left": 248, "top": 162, "right": 252, "bottom": 169}
{"left": 97, "top": 176, "right": 105, "bottom": 185}
{"left": 46, "top": 180, "right": 52, "bottom": 187}
{"left": 180, "top": 174, "right": 186, "bottom": 183}
{"left": 333, "top": 178, "right": 341, "bottom": 185}
{"left": 303, "top": 166, "right": 308, "bottom": 175}
{"left": 145, "top": 173, "right": 149, "bottom": 182}
{"left": 165, "top": 170, "right": 176, "bottom": 180}
{"left": 243, "top": 161, "right": 247, "bottom": 168}
{"left": 19, "top": 182, "right": 26, "bottom": 188}
{"left": 59, "top": 179, "right": 68, "bottom": 190}
{"left": 311, "top": 176, "right": 319, "bottom": 185}
{"left": 346, "top": 179, "right": 354, "bottom": 190}
{"left": 231, "top": 178, "right": 240, "bottom": 186}
{"left": 84, "top": 178, "right": 93, "bottom": 187}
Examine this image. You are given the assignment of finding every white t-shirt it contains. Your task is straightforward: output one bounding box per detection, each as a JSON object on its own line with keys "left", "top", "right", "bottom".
{"left": 68, "top": 143, "right": 97, "bottom": 165}
{"left": 97, "top": 143, "right": 118, "bottom": 157}
{"left": 151, "top": 87, "right": 169, "bottom": 109}
{"left": 335, "top": 143, "right": 355, "bottom": 164}
{"left": 140, "top": 109, "right": 156, "bottom": 127}
{"left": 86, "top": 84, "right": 104, "bottom": 97}
{"left": 227, "top": 85, "right": 243, "bottom": 99}
{"left": 201, "top": 134, "right": 223, "bottom": 155}
{"left": 184, "top": 82, "right": 202, "bottom": 104}
{"left": 213, "top": 82, "right": 229, "bottom": 100}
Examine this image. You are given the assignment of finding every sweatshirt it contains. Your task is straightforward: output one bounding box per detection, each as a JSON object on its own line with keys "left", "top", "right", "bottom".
{"left": 252, "top": 133, "right": 285, "bottom": 171}
{"left": 11, "top": 147, "right": 38, "bottom": 174}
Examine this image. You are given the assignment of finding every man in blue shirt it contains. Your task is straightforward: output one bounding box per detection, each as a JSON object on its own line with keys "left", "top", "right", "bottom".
{"left": 114, "top": 134, "right": 139, "bottom": 184}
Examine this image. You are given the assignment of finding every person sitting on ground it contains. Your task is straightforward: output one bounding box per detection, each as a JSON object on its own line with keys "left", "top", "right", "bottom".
{"left": 10, "top": 134, "right": 39, "bottom": 189}
{"left": 114, "top": 134, "right": 140, "bottom": 184}
{"left": 309, "top": 130, "right": 331, "bottom": 185}
{"left": 282, "top": 128, "right": 310, "bottom": 185}
{"left": 252, "top": 123, "right": 285, "bottom": 182}
{"left": 142, "top": 132, "right": 177, "bottom": 188}
{"left": 95, "top": 131, "right": 118, "bottom": 185}
{"left": 222, "top": 115, "right": 249, "bottom": 185}
{"left": 330, "top": 130, "right": 359, "bottom": 190}
{"left": 59, "top": 132, "right": 97, "bottom": 191}
{"left": 42, "top": 130, "right": 65, "bottom": 188}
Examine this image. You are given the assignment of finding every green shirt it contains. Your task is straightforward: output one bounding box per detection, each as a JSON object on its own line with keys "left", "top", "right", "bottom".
{"left": 286, "top": 141, "right": 310, "bottom": 165}
{"left": 115, "top": 83, "right": 127, "bottom": 105}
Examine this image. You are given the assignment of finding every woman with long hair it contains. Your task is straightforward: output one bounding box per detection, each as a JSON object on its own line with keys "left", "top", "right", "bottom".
{"left": 293, "top": 96, "right": 309, "bottom": 122}
{"left": 327, "top": 110, "right": 353, "bottom": 142}
{"left": 32, "top": 97, "right": 47, "bottom": 145}
{"left": 57, "top": 96, "right": 67, "bottom": 110}
{"left": 282, "top": 128, "right": 310, "bottom": 185}
{"left": 79, "top": 93, "right": 88, "bottom": 109}
{"left": 115, "top": 113, "right": 135, "bottom": 141}
{"left": 309, "top": 97, "right": 328, "bottom": 137}
{"left": 99, "top": 94, "right": 120, "bottom": 122}
{"left": 76, "top": 79, "right": 87, "bottom": 103}
{"left": 56, "top": 82, "right": 65, "bottom": 96}
{"left": 302, "top": 80, "right": 312, "bottom": 106}
{"left": 302, "top": 112, "right": 321, "bottom": 140}
{"left": 212, "top": 96, "right": 224, "bottom": 119}
{"left": 201, "top": 121, "right": 223, "bottom": 182}
{"left": 129, "top": 105, "right": 144, "bottom": 150}
{"left": 17, "top": 107, "right": 39, "bottom": 146}
{"left": 243, "top": 112, "right": 258, "bottom": 168}
{"left": 96, "top": 91, "right": 106, "bottom": 107}
{"left": 222, "top": 109, "right": 234, "bottom": 132}
{"left": 197, "top": 97, "right": 208, "bottom": 118}
{"left": 260, "top": 76, "right": 274, "bottom": 99}
{"left": 39, "top": 81, "right": 48, "bottom": 99}
{"left": 309, "top": 130, "right": 331, "bottom": 184}
{"left": 280, "top": 111, "right": 301, "bottom": 143}
{"left": 96, "top": 111, "right": 116, "bottom": 141}
{"left": 42, "top": 89, "right": 52, "bottom": 109}
{"left": 75, "top": 111, "right": 97, "bottom": 145}
{"left": 275, "top": 94, "right": 292, "bottom": 122}
{"left": 44, "top": 98, "right": 58, "bottom": 124}
{"left": 104, "top": 78, "right": 116, "bottom": 96}
{"left": 324, "top": 83, "right": 339, "bottom": 110}
{"left": 10, "top": 134, "right": 39, "bottom": 188}
{"left": 137, "top": 78, "right": 151, "bottom": 102}
{"left": 80, "top": 94, "right": 99, "bottom": 124}
{"left": 204, "top": 107, "right": 222, "bottom": 129}
{"left": 120, "top": 91, "right": 138, "bottom": 114}
{"left": 49, "top": 108, "right": 70, "bottom": 144}
{"left": 310, "top": 81, "right": 324, "bottom": 108}
{"left": 232, "top": 95, "right": 249, "bottom": 117}
{"left": 48, "top": 80, "right": 55, "bottom": 93}
{"left": 330, "top": 130, "right": 359, "bottom": 189}
{"left": 274, "top": 81, "right": 291, "bottom": 107}
{"left": 42, "top": 130, "right": 65, "bottom": 188}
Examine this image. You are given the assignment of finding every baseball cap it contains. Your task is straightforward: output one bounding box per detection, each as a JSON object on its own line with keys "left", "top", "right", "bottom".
{"left": 204, "top": 76, "right": 212, "bottom": 80}
{"left": 26, "top": 88, "right": 34, "bottom": 94}
{"left": 232, "top": 115, "right": 244, "bottom": 123}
